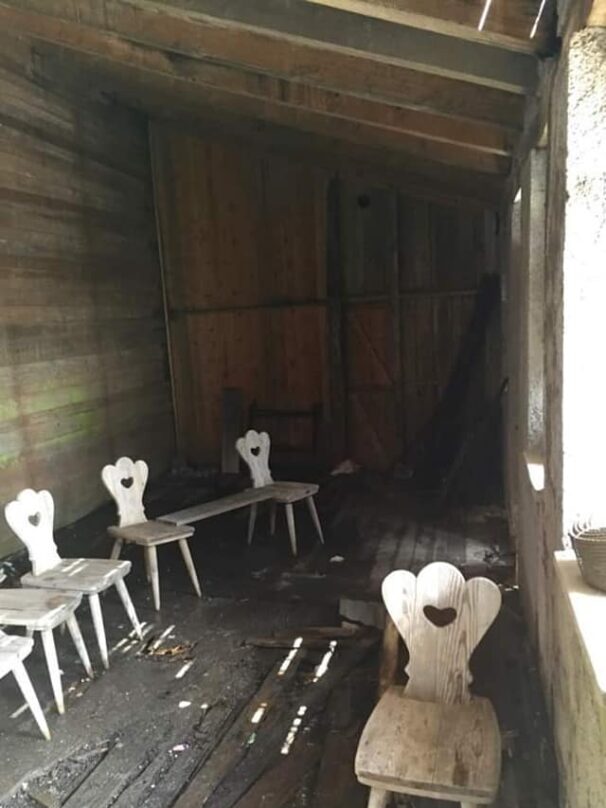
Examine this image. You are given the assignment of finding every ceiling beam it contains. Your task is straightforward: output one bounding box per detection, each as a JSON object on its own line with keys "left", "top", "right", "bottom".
{"left": 16, "top": 15, "right": 517, "bottom": 158}
{"left": 0, "top": 1, "right": 527, "bottom": 130}
{"left": 128, "top": 0, "right": 538, "bottom": 93}
{"left": 303, "top": 0, "right": 553, "bottom": 53}
{"left": 33, "top": 44, "right": 511, "bottom": 174}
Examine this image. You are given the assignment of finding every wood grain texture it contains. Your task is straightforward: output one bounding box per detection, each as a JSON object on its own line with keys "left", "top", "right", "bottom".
{"left": 0, "top": 34, "right": 173, "bottom": 556}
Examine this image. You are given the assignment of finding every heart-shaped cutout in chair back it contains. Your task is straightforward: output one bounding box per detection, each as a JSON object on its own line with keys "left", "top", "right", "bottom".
{"left": 250, "top": 446, "right": 261, "bottom": 457}
{"left": 121, "top": 476, "right": 134, "bottom": 489}
{"left": 423, "top": 604, "right": 457, "bottom": 628}
{"left": 28, "top": 512, "right": 41, "bottom": 528}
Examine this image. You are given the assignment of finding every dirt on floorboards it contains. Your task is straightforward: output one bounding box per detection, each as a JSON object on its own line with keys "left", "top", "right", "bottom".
{"left": 0, "top": 469, "right": 558, "bottom": 807}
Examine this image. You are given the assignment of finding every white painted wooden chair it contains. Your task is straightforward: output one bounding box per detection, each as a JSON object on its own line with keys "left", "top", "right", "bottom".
{"left": 235, "top": 430, "right": 324, "bottom": 556}
{"left": 0, "top": 629, "right": 50, "bottom": 740}
{"left": 5, "top": 489, "right": 142, "bottom": 671}
{"left": 0, "top": 589, "right": 92, "bottom": 714}
{"left": 102, "top": 457, "right": 201, "bottom": 611}
{"left": 355, "top": 562, "right": 502, "bottom": 808}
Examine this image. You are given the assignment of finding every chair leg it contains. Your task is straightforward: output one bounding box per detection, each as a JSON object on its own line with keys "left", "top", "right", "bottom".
{"left": 115, "top": 578, "right": 143, "bottom": 639}
{"left": 12, "top": 661, "right": 51, "bottom": 741}
{"left": 269, "top": 501, "right": 277, "bottom": 535}
{"left": 110, "top": 538, "right": 124, "bottom": 560}
{"left": 178, "top": 539, "right": 202, "bottom": 598}
{"left": 143, "top": 546, "right": 151, "bottom": 582}
{"left": 144, "top": 545, "right": 161, "bottom": 611}
{"left": 247, "top": 503, "right": 258, "bottom": 546}
{"left": 367, "top": 788, "right": 390, "bottom": 807}
{"left": 65, "top": 613, "right": 93, "bottom": 678}
{"left": 306, "top": 496, "right": 325, "bottom": 544}
{"left": 285, "top": 503, "right": 298, "bottom": 557}
{"left": 89, "top": 594, "right": 109, "bottom": 670}
{"left": 41, "top": 629, "right": 64, "bottom": 715}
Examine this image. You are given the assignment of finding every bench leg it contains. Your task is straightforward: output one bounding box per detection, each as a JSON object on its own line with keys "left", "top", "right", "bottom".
{"left": 247, "top": 503, "right": 258, "bottom": 546}
{"left": 110, "top": 538, "right": 123, "bottom": 560}
{"left": 285, "top": 503, "right": 298, "bottom": 556}
{"left": 178, "top": 539, "right": 202, "bottom": 598}
{"left": 89, "top": 593, "right": 109, "bottom": 670}
{"left": 66, "top": 613, "right": 93, "bottom": 678}
{"left": 368, "top": 788, "right": 390, "bottom": 807}
{"left": 269, "top": 501, "right": 277, "bottom": 535}
{"left": 144, "top": 545, "right": 161, "bottom": 611}
{"left": 12, "top": 661, "right": 51, "bottom": 740}
{"left": 115, "top": 578, "right": 143, "bottom": 639}
{"left": 41, "top": 629, "right": 64, "bottom": 715}
{"left": 306, "top": 496, "right": 324, "bottom": 544}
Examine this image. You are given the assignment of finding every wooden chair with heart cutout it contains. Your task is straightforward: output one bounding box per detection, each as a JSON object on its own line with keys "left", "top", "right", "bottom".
{"left": 5, "top": 488, "right": 142, "bottom": 671}
{"left": 102, "top": 457, "right": 201, "bottom": 611}
{"left": 235, "top": 430, "right": 324, "bottom": 556}
{"left": 355, "top": 561, "right": 502, "bottom": 808}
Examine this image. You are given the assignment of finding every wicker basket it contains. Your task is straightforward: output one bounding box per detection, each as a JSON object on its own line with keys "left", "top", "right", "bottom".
{"left": 571, "top": 526, "right": 606, "bottom": 593}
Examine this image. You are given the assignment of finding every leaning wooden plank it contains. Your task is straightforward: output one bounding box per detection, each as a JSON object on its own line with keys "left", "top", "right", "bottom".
{"left": 172, "top": 651, "right": 307, "bottom": 808}
{"left": 158, "top": 488, "right": 276, "bottom": 526}
{"left": 202, "top": 633, "right": 379, "bottom": 808}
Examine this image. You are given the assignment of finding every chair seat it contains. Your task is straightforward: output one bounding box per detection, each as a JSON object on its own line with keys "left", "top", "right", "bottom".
{"left": 269, "top": 481, "right": 319, "bottom": 503}
{"left": 108, "top": 519, "right": 194, "bottom": 546}
{"left": 21, "top": 558, "right": 131, "bottom": 595}
{"left": 0, "top": 588, "right": 82, "bottom": 630}
{"left": 355, "top": 686, "right": 501, "bottom": 804}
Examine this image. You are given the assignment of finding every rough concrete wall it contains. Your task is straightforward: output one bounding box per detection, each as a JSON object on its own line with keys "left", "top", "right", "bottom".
{"left": 507, "top": 28, "right": 606, "bottom": 808}
{"left": 0, "top": 36, "right": 175, "bottom": 556}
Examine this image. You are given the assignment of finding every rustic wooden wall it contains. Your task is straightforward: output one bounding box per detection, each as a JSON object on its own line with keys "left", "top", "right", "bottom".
{"left": 0, "top": 36, "right": 174, "bottom": 556}
{"left": 152, "top": 123, "right": 499, "bottom": 471}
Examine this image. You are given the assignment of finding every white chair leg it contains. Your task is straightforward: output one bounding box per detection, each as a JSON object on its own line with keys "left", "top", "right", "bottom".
{"left": 12, "top": 661, "right": 51, "bottom": 740}
{"left": 65, "top": 613, "right": 93, "bottom": 678}
{"left": 306, "top": 496, "right": 325, "bottom": 544}
{"left": 110, "top": 538, "right": 124, "bottom": 560}
{"left": 178, "top": 539, "right": 202, "bottom": 598}
{"left": 247, "top": 503, "right": 258, "bottom": 546}
{"left": 115, "top": 578, "right": 143, "bottom": 638}
{"left": 41, "top": 629, "right": 64, "bottom": 715}
{"left": 269, "top": 501, "right": 277, "bottom": 535}
{"left": 144, "top": 545, "right": 161, "bottom": 611}
{"left": 143, "top": 546, "right": 151, "bottom": 582}
{"left": 368, "top": 788, "right": 390, "bottom": 808}
{"left": 285, "top": 503, "right": 298, "bottom": 556}
{"left": 89, "top": 593, "right": 109, "bottom": 670}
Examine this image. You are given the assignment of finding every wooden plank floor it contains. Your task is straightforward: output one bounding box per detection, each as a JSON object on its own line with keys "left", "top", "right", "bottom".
{"left": 0, "top": 470, "right": 555, "bottom": 808}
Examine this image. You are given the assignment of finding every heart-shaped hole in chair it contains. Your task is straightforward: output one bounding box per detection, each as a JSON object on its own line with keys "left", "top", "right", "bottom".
{"left": 250, "top": 446, "right": 261, "bottom": 457}
{"left": 423, "top": 605, "right": 457, "bottom": 628}
{"left": 28, "top": 512, "right": 41, "bottom": 527}
{"left": 121, "top": 477, "right": 134, "bottom": 489}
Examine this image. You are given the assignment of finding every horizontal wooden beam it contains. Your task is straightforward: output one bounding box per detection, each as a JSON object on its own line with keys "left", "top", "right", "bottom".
{"left": 33, "top": 45, "right": 510, "bottom": 174}
{"left": 304, "top": 0, "right": 554, "bottom": 53}
{"left": 0, "top": 0, "right": 527, "bottom": 129}
{"left": 17, "top": 11, "right": 516, "bottom": 161}
{"left": 138, "top": 0, "right": 538, "bottom": 93}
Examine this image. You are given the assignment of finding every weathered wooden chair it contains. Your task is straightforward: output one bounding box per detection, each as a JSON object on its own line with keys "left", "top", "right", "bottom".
{"left": 5, "top": 489, "right": 142, "bottom": 671}
{"left": 235, "top": 430, "right": 324, "bottom": 556}
{"left": 0, "top": 629, "right": 50, "bottom": 740}
{"left": 102, "top": 457, "right": 201, "bottom": 611}
{"left": 355, "top": 562, "right": 502, "bottom": 808}
{"left": 0, "top": 588, "right": 92, "bottom": 714}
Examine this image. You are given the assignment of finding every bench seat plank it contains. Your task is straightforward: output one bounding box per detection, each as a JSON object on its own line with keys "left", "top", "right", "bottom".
{"left": 158, "top": 487, "right": 277, "bottom": 527}
{"left": 108, "top": 520, "right": 194, "bottom": 546}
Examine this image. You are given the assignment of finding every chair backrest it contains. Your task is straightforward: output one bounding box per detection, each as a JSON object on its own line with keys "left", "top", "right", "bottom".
{"left": 101, "top": 457, "right": 148, "bottom": 527}
{"left": 4, "top": 489, "right": 61, "bottom": 576}
{"left": 236, "top": 430, "right": 274, "bottom": 488}
{"left": 382, "top": 562, "right": 501, "bottom": 704}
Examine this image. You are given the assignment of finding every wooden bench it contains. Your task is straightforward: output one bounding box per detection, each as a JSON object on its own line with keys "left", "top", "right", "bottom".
{"left": 158, "top": 487, "right": 277, "bottom": 527}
